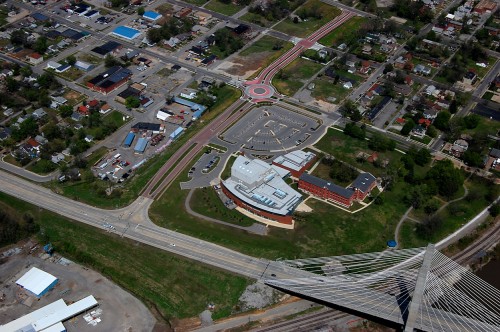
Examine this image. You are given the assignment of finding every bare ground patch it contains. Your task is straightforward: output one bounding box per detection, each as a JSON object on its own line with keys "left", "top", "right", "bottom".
{"left": 220, "top": 52, "right": 272, "bottom": 78}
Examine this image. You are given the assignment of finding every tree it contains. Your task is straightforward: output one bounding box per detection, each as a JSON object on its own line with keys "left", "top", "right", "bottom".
{"left": 400, "top": 119, "right": 415, "bottom": 136}
{"left": 426, "top": 125, "right": 437, "bottom": 138}
{"left": 104, "top": 55, "right": 121, "bottom": 68}
{"left": 12, "top": 117, "right": 38, "bottom": 140}
{"left": 125, "top": 96, "right": 141, "bottom": 109}
{"left": 415, "top": 148, "right": 431, "bottom": 166}
{"left": 59, "top": 105, "right": 73, "bottom": 118}
{"left": 344, "top": 123, "right": 365, "bottom": 139}
{"left": 383, "top": 63, "right": 394, "bottom": 74}
{"left": 369, "top": 133, "right": 395, "bottom": 152}
{"left": 433, "top": 111, "right": 451, "bottom": 131}
{"left": 20, "top": 66, "right": 33, "bottom": 77}
{"left": 10, "top": 30, "right": 27, "bottom": 46}
{"left": 462, "top": 150, "right": 483, "bottom": 167}
{"left": 449, "top": 99, "right": 458, "bottom": 113}
{"left": 66, "top": 55, "right": 77, "bottom": 66}
{"left": 489, "top": 203, "right": 500, "bottom": 217}
{"left": 5, "top": 77, "right": 19, "bottom": 92}
{"left": 137, "top": 6, "right": 145, "bottom": 15}
{"left": 463, "top": 114, "right": 480, "bottom": 129}
{"left": 427, "top": 159, "right": 463, "bottom": 198}
{"left": 34, "top": 36, "right": 48, "bottom": 54}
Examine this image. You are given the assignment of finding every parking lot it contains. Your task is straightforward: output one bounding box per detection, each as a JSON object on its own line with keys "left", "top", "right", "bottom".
{"left": 221, "top": 106, "right": 320, "bottom": 152}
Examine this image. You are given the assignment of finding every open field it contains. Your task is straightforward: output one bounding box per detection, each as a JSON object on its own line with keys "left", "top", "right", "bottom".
{"left": 50, "top": 86, "right": 241, "bottom": 209}
{"left": 205, "top": 0, "right": 243, "bottom": 15}
{"left": 0, "top": 192, "right": 249, "bottom": 324}
{"left": 240, "top": 12, "right": 274, "bottom": 27}
{"left": 223, "top": 36, "right": 294, "bottom": 78}
{"left": 272, "top": 58, "right": 323, "bottom": 96}
{"left": 57, "top": 67, "right": 84, "bottom": 82}
{"left": 274, "top": 0, "right": 342, "bottom": 38}
{"left": 319, "top": 16, "right": 367, "bottom": 47}
{"left": 311, "top": 76, "right": 350, "bottom": 103}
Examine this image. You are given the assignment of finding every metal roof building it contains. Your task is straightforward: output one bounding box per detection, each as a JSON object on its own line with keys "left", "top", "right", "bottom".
{"left": 272, "top": 150, "right": 316, "bottom": 178}
{"left": 169, "top": 126, "right": 184, "bottom": 140}
{"left": 124, "top": 132, "right": 135, "bottom": 147}
{"left": 143, "top": 11, "right": 162, "bottom": 21}
{"left": 0, "top": 296, "right": 98, "bottom": 332}
{"left": 16, "top": 267, "right": 58, "bottom": 298}
{"left": 221, "top": 156, "right": 302, "bottom": 225}
{"left": 134, "top": 137, "right": 148, "bottom": 153}
{"left": 112, "top": 26, "right": 141, "bottom": 40}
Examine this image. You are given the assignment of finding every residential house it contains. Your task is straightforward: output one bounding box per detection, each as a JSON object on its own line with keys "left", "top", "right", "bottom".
{"left": 359, "top": 61, "right": 371, "bottom": 75}
{"left": 27, "top": 52, "right": 43, "bottom": 65}
{"left": 423, "top": 109, "right": 438, "bottom": 120}
{"left": 35, "top": 135, "right": 48, "bottom": 145}
{"left": 84, "top": 135, "right": 94, "bottom": 143}
{"left": 362, "top": 45, "right": 372, "bottom": 55}
{"left": 463, "top": 71, "right": 477, "bottom": 85}
{"left": 450, "top": 139, "right": 468, "bottom": 157}
{"left": 74, "top": 60, "right": 95, "bottom": 72}
{"left": 414, "top": 64, "right": 431, "bottom": 75}
{"left": 411, "top": 125, "right": 426, "bottom": 138}
{"left": 100, "top": 104, "right": 111, "bottom": 114}
{"left": 343, "top": 81, "right": 353, "bottom": 89}
{"left": 345, "top": 54, "right": 357, "bottom": 68}
{"left": 32, "top": 108, "right": 47, "bottom": 120}
{"left": 405, "top": 76, "right": 413, "bottom": 86}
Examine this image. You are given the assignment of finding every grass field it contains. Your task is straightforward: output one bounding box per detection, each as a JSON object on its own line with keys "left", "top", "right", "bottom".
{"left": 0, "top": 192, "right": 249, "bottom": 322}
{"left": 240, "top": 36, "right": 294, "bottom": 79}
{"left": 26, "top": 159, "right": 58, "bottom": 175}
{"left": 311, "top": 76, "right": 350, "bottom": 103}
{"left": 319, "top": 16, "right": 367, "bottom": 47}
{"left": 57, "top": 67, "right": 84, "bottom": 82}
{"left": 314, "top": 128, "right": 404, "bottom": 178}
{"left": 398, "top": 176, "right": 496, "bottom": 248}
{"left": 274, "top": 0, "right": 342, "bottom": 38}
{"left": 240, "top": 12, "right": 274, "bottom": 27}
{"left": 205, "top": 0, "right": 243, "bottom": 15}
{"left": 272, "top": 58, "right": 323, "bottom": 96}
{"left": 50, "top": 86, "right": 242, "bottom": 209}
{"left": 183, "top": 0, "right": 208, "bottom": 5}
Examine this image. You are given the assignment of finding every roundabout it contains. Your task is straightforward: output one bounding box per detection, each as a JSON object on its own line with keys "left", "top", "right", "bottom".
{"left": 244, "top": 84, "right": 275, "bottom": 100}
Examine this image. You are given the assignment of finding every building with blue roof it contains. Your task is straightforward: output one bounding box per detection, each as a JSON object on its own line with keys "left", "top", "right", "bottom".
{"left": 173, "top": 97, "right": 207, "bottom": 120}
{"left": 169, "top": 126, "right": 184, "bottom": 140}
{"left": 112, "top": 26, "right": 141, "bottom": 40}
{"left": 124, "top": 132, "right": 135, "bottom": 147}
{"left": 134, "top": 137, "right": 148, "bottom": 153}
{"left": 143, "top": 11, "right": 162, "bottom": 21}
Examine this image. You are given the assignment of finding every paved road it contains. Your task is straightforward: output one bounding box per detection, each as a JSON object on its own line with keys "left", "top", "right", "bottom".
{"left": 142, "top": 98, "right": 250, "bottom": 199}
{"left": 0, "top": 158, "right": 57, "bottom": 182}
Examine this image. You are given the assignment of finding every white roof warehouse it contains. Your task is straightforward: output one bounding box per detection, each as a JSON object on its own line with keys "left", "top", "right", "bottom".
{"left": 16, "top": 267, "right": 58, "bottom": 298}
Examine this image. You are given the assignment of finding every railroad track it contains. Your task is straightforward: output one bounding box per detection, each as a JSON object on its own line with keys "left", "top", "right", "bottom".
{"left": 251, "top": 309, "right": 349, "bottom": 332}
{"left": 452, "top": 220, "right": 500, "bottom": 264}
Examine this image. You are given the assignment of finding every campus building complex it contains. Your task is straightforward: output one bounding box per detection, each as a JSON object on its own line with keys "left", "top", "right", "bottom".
{"left": 299, "top": 172, "right": 377, "bottom": 207}
{"left": 221, "top": 156, "right": 302, "bottom": 225}
{"left": 272, "top": 150, "right": 317, "bottom": 178}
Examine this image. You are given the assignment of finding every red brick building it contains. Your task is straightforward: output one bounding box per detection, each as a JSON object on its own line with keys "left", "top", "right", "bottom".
{"left": 299, "top": 173, "right": 376, "bottom": 207}
{"left": 86, "top": 66, "right": 132, "bottom": 95}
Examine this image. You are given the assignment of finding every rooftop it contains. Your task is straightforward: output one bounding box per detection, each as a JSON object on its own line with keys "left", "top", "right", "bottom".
{"left": 223, "top": 156, "right": 302, "bottom": 216}
{"left": 273, "top": 150, "right": 316, "bottom": 173}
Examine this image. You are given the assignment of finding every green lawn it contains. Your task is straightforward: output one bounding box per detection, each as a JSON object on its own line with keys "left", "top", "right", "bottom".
{"left": 311, "top": 76, "right": 350, "bottom": 103}
{"left": 272, "top": 58, "right": 323, "bottom": 96}
{"left": 319, "top": 16, "right": 367, "bottom": 47}
{"left": 240, "top": 12, "right": 274, "bottom": 27}
{"left": 3, "top": 154, "right": 21, "bottom": 166}
{"left": 57, "top": 67, "right": 84, "bottom": 82}
{"left": 205, "top": 0, "right": 243, "bottom": 16}
{"left": 26, "top": 159, "right": 58, "bottom": 175}
{"left": 398, "top": 176, "right": 496, "bottom": 248}
{"left": 0, "top": 192, "right": 249, "bottom": 322}
{"left": 77, "top": 53, "right": 103, "bottom": 65}
{"left": 191, "top": 187, "right": 255, "bottom": 227}
{"left": 50, "top": 86, "right": 242, "bottom": 209}
{"left": 274, "top": 0, "right": 342, "bottom": 38}
{"left": 314, "top": 128, "right": 403, "bottom": 178}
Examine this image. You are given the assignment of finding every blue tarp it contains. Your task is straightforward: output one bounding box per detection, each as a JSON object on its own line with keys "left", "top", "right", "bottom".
{"left": 134, "top": 137, "right": 148, "bottom": 153}
{"left": 387, "top": 240, "right": 397, "bottom": 248}
{"left": 124, "top": 132, "right": 135, "bottom": 147}
{"left": 169, "top": 126, "right": 184, "bottom": 140}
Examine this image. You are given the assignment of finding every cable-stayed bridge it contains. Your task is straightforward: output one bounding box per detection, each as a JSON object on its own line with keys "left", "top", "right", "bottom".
{"left": 264, "top": 245, "right": 500, "bottom": 331}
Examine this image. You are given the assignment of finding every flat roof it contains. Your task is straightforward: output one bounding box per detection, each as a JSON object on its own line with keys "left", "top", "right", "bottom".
{"left": 0, "top": 299, "right": 66, "bottom": 332}
{"left": 33, "top": 296, "right": 98, "bottom": 331}
{"left": 91, "top": 41, "right": 122, "bottom": 55}
{"left": 143, "top": 11, "right": 162, "bottom": 20}
{"left": 16, "top": 267, "right": 57, "bottom": 297}
{"left": 273, "top": 150, "right": 316, "bottom": 172}
{"left": 112, "top": 26, "right": 141, "bottom": 40}
{"left": 223, "top": 156, "right": 301, "bottom": 216}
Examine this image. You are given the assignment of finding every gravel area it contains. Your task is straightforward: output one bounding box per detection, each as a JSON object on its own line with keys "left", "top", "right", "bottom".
{"left": 237, "top": 282, "right": 282, "bottom": 311}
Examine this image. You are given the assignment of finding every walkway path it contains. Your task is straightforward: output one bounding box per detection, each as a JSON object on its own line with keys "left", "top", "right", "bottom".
{"left": 185, "top": 189, "right": 268, "bottom": 235}
{"left": 395, "top": 181, "right": 470, "bottom": 249}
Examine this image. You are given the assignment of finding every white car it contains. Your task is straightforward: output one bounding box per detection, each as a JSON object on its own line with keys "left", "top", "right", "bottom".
{"left": 476, "top": 63, "right": 487, "bottom": 68}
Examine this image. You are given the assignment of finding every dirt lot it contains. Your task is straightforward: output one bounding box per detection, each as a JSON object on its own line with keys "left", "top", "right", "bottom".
{"left": 217, "top": 52, "right": 270, "bottom": 78}
{"left": 0, "top": 241, "right": 156, "bottom": 332}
